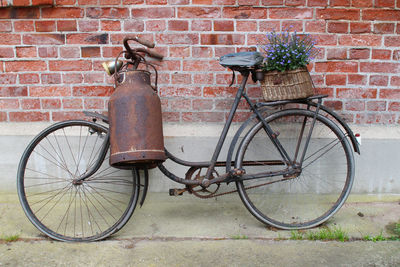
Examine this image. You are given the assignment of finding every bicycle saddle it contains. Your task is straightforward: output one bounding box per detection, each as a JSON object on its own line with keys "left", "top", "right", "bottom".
{"left": 219, "top": 51, "right": 264, "bottom": 71}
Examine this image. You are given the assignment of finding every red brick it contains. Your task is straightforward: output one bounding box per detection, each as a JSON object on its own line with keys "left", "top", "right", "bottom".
{"left": 84, "top": 98, "right": 104, "bottom": 109}
{"left": 394, "top": 50, "right": 400, "bottom": 61}
{"left": 0, "top": 47, "right": 14, "bottom": 58}
{"left": 63, "top": 98, "right": 83, "bottom": 109}
{"left": 224, "top": 6, "right": 268, "bottom": 19}
{"left": 23, "top": 34, "right": 64, "bottom": 45}
{"left": 0, "top": 8, "right": 40, "bottom": 19}
{"left": 327, "top": 22, "right": 348, "bottom": 33}
{"left": 214, "top": 47, "right": 235, "bottom": 57}
{"left": 144, "top": 20, "right": 166, "bottom": 31}
{"left": 356, "top": 113, "right": 396, "bottom": 124}
{"left": 191, "top": 20, "right": 212, "bottom": 31}
{"left": 308, "top": 0, "right": 328, "bottom": 6}
{"left": 349, "top": 48, "right": 370, "bottom": 60}
{"left": 194, "top": 73, "right": 213, "bottom": 84}
{"left": 331, "top": 0, "right": 350, "bottom": 6}
{"left": 83, "top": 72, "right": 104, "bottom": 83}
{"left": 380, "top": 89, "right": 400, "bottom": 99}
{"left": 367, "top": 101, "right": 386, "bottom": 111}
{"left": 0, "top": 33, "right": 20, "bottom": 45}
{"left": 0, "top": 74, "right": 17, "bottom": 85}
{"left": 57, "top": 20, "right": 77, "bottom": 32}
{"left": 348, "top": 74, "right": 367, "bottom": 85}
{"left": 0, "top": 21, "right": 12, "bottom": 32}
{"left": 32, "top": 0, "right": 53, "bottom": 5}
{"left": 162, "top": 111, "right": 180, "bottom": 122}
{"left": 73, "top": 86, "right": 113, "bottom": 96}
{"left": 179, "top": 7, "right": 221, "bottom": 18}
{"left": 30, "top": 86, "right": 70, "bottom": 97}
{"left": 312, "top": 34, "right": 337, "bottom": 46}
{"left": 345, "top": 100, "right": 365, "bottom": 111}
{"left": 238, "top": 0, "right": 258, "bottom": 5}
{"left": 372, "top": 49, "right": 391, "bottom": 60}
{"left": 49, "top": 60, "right": 91, "bottom": 71}
{"left": 35, "top": 21, "right": 56, "bottom": 32}
{"left": 182, "top": 112, "right": 224, "bottom": 122}
{"left": 19, "top": 73, "right": 40, "bottom": 84}
{"left": 52, "top": 111, "right": 86, "bottom": 121}
{"left": 259, "top": 21, "right": 280, "bottom": 32}
{"left": 363, "top": 9, "right": 400, "bottom": 21}
{"left": 16, "top": 46, "right": 37, "bottom": 58}
{"left": 327, "top": 48, "right": 347, "bottom": 60}
{"left": 42, "top": 7, "right": 83, "bottom": 18}
{"left": 5, "top": 61, "right": 46, "bottom": 72}
{"left": 0, "top": 99, "right": 19, "bottom": 109}
{"left": 203, "top": 86, "right": 237, "bottom": 98}
{"left": 87, "top": 7, "right": 129, "bottom": 19}
{"left": 159, "top": 86, "right": 202, "bottom": 97}
{"left": 101, "top": 20, "right": 121, "bottom": 31}
{"left": 237, "top": 21, "right": 257, "bottom": 32}
{"left": 374, "top": 23, "right": 395, "bottom": 34}
{"left": 12, "top": 0, "right": 30, "bottom": 6}
{"left": 390, "top": 76, "right": 400, "bottom": 86}
{"left": 315, "top": 61, "right": 358, "bottom": 73}
{"left": 352, "top": 0, "right": 372, "bottom": 7}
{"left": 167, "top": 20, "right": 188, "bottom": 31}
{"left": 369, "top": 75, "right": 388, "bottom": 86}
{"left": 156, "top": 33, "right": 198, "bottom": 45}
{"left": 169, "top": 98, "right": 191, "bottom": 110}
{"left": 192, "top": 99, "right": 213, "bottom": 110}
{"left": 110, "top": 33, "right": 153, "bottom": 45}
{"left": 41, "top": 73, "right": 61, "bottom": 84}
{"left": 360, "top": 62, "right": 400, "bottom": 73}
{"left": 388, "top": 102, "right": 400, "bottom": 111}
{"left": 21, "top": 98, "right": 40, "bottom": 109}
{"left": 286, "top": 0, "right": 305, "bottom": 6}
{"left": 385, "top": 36, "right": 400, "bottom": 47}
{"left": 260, "top": 0, "right": 283, "bottom": 5}
{"left": 99, "top": 0, "right": 122, "bottom": 4}
{"left": 81, "top": 47, "right": 100, "bottom": 58}
{"left": 42, "top": 99, "right": 61, "bottom": 109}
{"left": 102, "top": 46, "right": 123, "bottom": 58}
{"left": 123, "top": 20, "right": 145, "bottom": 32}
{"left": 269, "top": 8, "right": 312, "bottom": 19}
{"left": 339, "top": 35, "right": 381, "bottom": 46}
{"left": 317, "top": 8, "right": 360, "bottom": 20}
{"left": 62, "top": 73, "right": 83, "bottom": 84}
{"left": 14, "top": 20, "right": 34, "bottom": 32}
{"left": 201, "top": 34, "right": 244, "bottom": 45}
{"left": 132, "top": 7, "right": 174, "bottom": 18}
{"left": 78, "top": 20, "right": 99, "bottom": 32}
{"left": 0, "top": 112, "right": 7, "bottom": 121}
{"left": 350, "top": 22, "right": 371, "bottom": 34}
{"left": 169, "top": 47, "right": 190, "bottom": 58}
{"left": 213, "top": 20, "right": 233, "bottom": 32}
{"left": 10, "top": 111, "right": 49, "bottom": 122}
{"left": 323, "top": 100, "right": 343, "bottom": 111}
{"left": 375, "top": 0, "right": 395, "bottom": 7}
{"left": 191, "top": 47, "right": 212, "bottom": 58}
{"left": 192, "top": 0, "right": 212, "bottom": 3}
{"left": 56, "top": 0, "right": 76, "bottom": 4}
{"left": 326, "top": 74, "right": 346, "bottom": 85}
{"left": 282, "top": 21, "right": 303, "bottom": 32}
{"left": 171, "top": 74, "right": 191, "bottom": 84}
{"left": 60, "top": 47, "right": 80, "bottom": 58}
{"left": 337, "top": 88, "right": 377, "bottom": 99}
{"left": 67, "top": 33, "right": 108, "bottom": 44}
{"left": 38, "top": 46, "right": 58, "bottom": 58}
{"left": 78, "top": 0, "right": 97, "bottom": 4}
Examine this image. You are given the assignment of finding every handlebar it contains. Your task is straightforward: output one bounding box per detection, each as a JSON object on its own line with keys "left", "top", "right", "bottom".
{"left": 123, "top": 36, "right": 163, "bottom": 60}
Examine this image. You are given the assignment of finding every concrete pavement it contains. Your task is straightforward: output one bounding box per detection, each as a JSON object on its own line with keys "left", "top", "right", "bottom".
{"left": 0, "top": 192, "right": 399, "bottom": 266}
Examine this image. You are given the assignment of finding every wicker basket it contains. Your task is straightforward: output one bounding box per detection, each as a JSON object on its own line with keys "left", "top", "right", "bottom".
{"left": 260, "top": 68, "right": 314, "bottom": 101}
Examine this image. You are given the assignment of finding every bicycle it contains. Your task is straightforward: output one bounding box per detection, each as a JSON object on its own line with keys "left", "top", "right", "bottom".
{"left": 17, "top": 37, "right": 359, "bottom": 242}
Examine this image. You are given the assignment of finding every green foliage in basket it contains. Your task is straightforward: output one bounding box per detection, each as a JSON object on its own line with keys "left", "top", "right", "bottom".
{"left": 261, "top": 29, "right": 318, "bottom": 72}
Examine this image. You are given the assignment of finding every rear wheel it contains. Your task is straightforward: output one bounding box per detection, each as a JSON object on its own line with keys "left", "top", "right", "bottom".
{"left": 236, "top": 109, "right": 354, "bottom": 229}
{"left": 17, "top": 120, "right": 139, "bottom": 241}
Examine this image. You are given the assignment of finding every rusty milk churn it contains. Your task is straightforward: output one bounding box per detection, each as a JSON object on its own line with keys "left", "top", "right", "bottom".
{"left": 108, "top": 70, "right": 166, "bottom": 169}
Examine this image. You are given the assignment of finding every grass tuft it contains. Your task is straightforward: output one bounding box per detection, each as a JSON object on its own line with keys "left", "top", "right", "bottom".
{"left": 1, "top": 234, "right": 20, "bottom": 242}
{"left": 231, "top": 234, "right": 248, "bottom": 240}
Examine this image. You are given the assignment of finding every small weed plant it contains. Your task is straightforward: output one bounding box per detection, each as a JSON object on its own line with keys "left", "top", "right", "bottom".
{"left": 1, "top": 234, "right": 20, "bottom": 242}
{"left": 290, "top": 227, "right": 349, "bottom": 242}
{"left": 231, "top": 235, "right": 248, "bottom": 240}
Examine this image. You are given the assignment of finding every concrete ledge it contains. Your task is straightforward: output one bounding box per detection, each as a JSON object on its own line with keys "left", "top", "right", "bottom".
{"left": 1, "top": 122, "right": 400, "bottom": 193}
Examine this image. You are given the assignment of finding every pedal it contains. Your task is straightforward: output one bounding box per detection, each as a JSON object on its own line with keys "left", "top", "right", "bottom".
{"left": 169, "top": 188, "right": 186, "bottom": 196}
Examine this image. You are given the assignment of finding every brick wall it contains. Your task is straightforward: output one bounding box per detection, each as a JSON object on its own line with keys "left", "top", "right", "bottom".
{"left": 0, "top": 1, "right": 400, "bottom": 124}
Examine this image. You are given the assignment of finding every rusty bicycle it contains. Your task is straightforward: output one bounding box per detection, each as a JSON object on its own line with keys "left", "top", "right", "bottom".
{"left": 17, "top": 37, "right": 359, "bottom": 242}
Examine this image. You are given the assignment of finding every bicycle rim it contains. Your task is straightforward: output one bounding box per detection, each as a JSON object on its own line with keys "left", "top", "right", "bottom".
{"left": 17, "top": 120, "right": 139, "bottom": 241}
{"left": 236, "top": 109, "right": 354, "bottom": 229}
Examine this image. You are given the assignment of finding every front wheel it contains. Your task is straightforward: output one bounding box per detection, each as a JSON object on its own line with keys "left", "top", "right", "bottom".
{"left": 236, "top": 109, "right": 354, "bottom": 229}
{"left": 17, "top": 120, "right": 139, "bottom": 241}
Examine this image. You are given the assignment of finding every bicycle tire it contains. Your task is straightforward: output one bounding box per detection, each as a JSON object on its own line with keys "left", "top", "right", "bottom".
{"left": 236, "top": 109, "right": 354, "bottom": 229}
{"left": 17, "top": 120, "right": 139, "bottom": 241}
